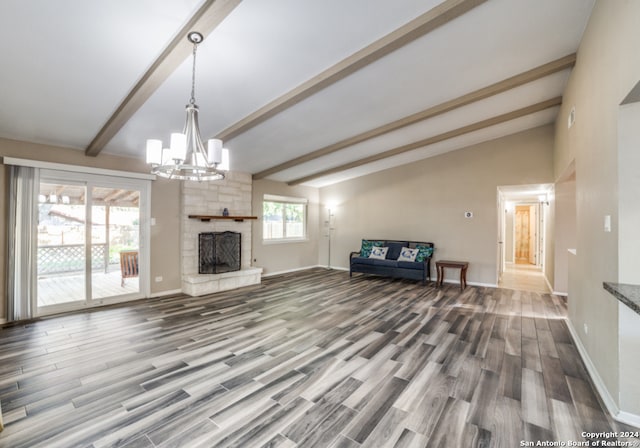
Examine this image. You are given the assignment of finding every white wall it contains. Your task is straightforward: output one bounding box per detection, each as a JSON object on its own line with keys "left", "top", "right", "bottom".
{"left": 617, "top": 101, "right": 640, "bottom": 284}
{"left": 504, "top": 206, "right": 514, "bottom": 263}
{"left": 543, "top": 189, "right": 555, "bottom": 289}
{"left": 553, "top": 177, "right": 576, "bottom": 294}
{"left": 553, "top": 0, "right": 640, "bottom": 418}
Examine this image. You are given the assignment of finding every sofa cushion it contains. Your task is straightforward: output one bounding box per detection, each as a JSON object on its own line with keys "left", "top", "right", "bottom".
{"left": 369, "top": 246, "right": 389, "bottom": 259}
{"left": 415, "top": 244, "right": 434, "bottom": 262}
{"left": 385, "top": 242, "right": 407, "bottom": 260}
{"left": 352, "top": 257, "right": 398, "bottom": 268}
{"left": 360, "top": 239, "right": 383, "bottom": 258}
{"left": 372, "top": 259, "right": 399, "bottom": 267}
{"left": 397, "top": 261, "right": 424, "bottom": 270}
{"left": 397, "top": 247, "right": 418, "bottom": 262}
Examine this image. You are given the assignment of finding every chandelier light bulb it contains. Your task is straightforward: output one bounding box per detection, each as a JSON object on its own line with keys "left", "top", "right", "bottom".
{"left": 146, "top": 139, "right": 162, "bottom": 165}
{"left": 207, "top": 139, "right": 223, "bottom": 164}
{"left": 170, "top": 133, "right": 187, "bottom": 161}
{"left": 220, "top": 148, "right": 230, "bottom": 171}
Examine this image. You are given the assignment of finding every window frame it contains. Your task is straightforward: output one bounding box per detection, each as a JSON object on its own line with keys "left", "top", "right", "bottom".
{"left": 262, "top": 194, "right": 308, "bottom": 243}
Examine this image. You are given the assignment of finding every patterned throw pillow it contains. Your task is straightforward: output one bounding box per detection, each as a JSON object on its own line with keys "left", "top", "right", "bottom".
{"left": 368, "top": 246, "right": 389, "bottom": 260}
{"left": 397, "top": 247, "right": 419, "bottom": 262}
{"left": 415, "top": 244, "right": 434, "bottom": 262}
{"left": 360, "top": 239, "right": 383, "bottom": 257}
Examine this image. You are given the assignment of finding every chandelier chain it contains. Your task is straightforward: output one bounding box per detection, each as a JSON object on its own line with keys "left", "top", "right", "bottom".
{"left": 190, "top": 41, "right": 198, "bottom": 105}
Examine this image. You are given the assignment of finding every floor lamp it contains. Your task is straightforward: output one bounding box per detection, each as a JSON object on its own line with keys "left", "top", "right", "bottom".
{"left": 326, "top": 207, "right": 334, "bottom": 268}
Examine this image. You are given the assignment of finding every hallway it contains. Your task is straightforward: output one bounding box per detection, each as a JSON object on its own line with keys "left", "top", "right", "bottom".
{"left": 499, "top": 262, "right": 551, "bottom": 294}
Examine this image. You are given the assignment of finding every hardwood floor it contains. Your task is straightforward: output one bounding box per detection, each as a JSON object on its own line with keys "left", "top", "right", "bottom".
{"left": 0, "top": 268, "right": 637, "bottom": 447}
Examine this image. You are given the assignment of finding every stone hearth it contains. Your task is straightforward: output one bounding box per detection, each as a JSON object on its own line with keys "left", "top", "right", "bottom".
{"left": 183, "top": 268, "right": 262, "bottom": 296}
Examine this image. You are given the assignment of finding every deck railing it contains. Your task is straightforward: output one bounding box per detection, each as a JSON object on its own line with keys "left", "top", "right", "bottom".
{"left": 37, "top": 244, "right": 112, "bottom": 274}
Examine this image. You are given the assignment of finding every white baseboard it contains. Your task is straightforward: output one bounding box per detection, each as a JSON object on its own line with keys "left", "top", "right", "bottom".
{"left": 148, "top": 288, "right": 182, "bottom": 298}
{"left": 262, "top": 265, "right": 326, "bottom": 277}
{"left": 544, "top": 274, "right": 554, "bottom": 294}
{"left": 469, "top": 281, "right": 498, "bottom": 288}
{"left": 565, "top": 319, "right": 619, "bottom": 416}
{"left": 616, "top": 410, "right": 640, "bottom": 428}
{"left": 438, "top": 278, "right": 497, "bottom": 288}
{"left": 543, "top": 274, "right": 569, "bottom": 296}
{"left": 0, "top": 318, "right": 6, "bottom": 325}
{"left": 565, "top": 319, "right": 640, "bottom": 427}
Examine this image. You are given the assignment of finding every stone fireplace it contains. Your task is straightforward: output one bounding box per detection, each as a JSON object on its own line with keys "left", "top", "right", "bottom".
{"left": 181, "top": 172, "right": 262, "bottom": 296}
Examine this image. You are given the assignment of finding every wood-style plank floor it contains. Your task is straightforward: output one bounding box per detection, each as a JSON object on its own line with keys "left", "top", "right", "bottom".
{"left": 0, "top": 268, "right": 637, "bottom": 447}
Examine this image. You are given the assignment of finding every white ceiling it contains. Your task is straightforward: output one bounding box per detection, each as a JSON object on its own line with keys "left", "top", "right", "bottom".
{"left": 0, "top": 0, "right": 595, "bottom": 187}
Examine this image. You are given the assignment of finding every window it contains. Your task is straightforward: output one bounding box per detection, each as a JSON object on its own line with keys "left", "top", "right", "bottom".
{"left": 263, "top": 194, "right": 307, "bottom": 241}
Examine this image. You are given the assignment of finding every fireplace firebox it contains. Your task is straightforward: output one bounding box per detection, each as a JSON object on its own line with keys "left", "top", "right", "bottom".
{"left": 198, "top": 231, "right": 241, "bottom": 274}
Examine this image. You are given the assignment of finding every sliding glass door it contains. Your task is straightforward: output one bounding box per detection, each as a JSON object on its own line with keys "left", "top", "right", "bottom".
{"left": 90, "top": 186, "right": 141, "bottom": 300}
{"left": 37, "top": 181, "right": 87, "bottom": 306}
{"left": 36, "top": 170, "right": 149, "bottom": 315}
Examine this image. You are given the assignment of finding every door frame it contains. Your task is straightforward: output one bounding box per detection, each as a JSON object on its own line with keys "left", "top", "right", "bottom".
{"left": 35, "top": 169, "right": 151, "bottom": 317}
{"left": 497, "top": 184, "right": 552, "bottom": 285}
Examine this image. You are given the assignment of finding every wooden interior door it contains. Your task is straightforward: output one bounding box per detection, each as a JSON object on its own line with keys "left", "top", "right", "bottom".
{"left": 515, "top": 206, "right": 530, "bottom": 263}
{"left": 528, "top": 204, "right": 537, "bottom": 264}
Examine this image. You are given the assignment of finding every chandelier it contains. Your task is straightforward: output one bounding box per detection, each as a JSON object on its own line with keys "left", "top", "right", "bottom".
{"left": 146, "top": 31, "right": 229, "bottom": 181}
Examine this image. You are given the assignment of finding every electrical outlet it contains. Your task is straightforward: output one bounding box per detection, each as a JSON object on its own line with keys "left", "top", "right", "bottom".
{"left": 584, "top": 323, "right": 588, "bottom": 334}
{"left": 155, "top": 276, "right": 163, "bottom": 282}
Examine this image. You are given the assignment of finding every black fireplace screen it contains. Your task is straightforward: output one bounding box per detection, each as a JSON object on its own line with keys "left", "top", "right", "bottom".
{"left": 199, "top": 231, "right": 241, "bottom": 274}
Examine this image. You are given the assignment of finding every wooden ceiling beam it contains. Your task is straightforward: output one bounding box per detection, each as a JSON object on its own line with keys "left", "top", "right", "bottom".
{"left": 85, "top": 0, "right": 242, "bottom": 157}
{"left": 217, "top": 0, "right": 487, "bottom": 143}
{"left": 287, "top": 96, "right": 563, "bottom": 186}
{"left": 254, "top": 53, "right": 576, "bottom": 180}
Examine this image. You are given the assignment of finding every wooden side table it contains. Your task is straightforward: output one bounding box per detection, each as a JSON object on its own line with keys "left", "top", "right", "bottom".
{"left": 436, "top": 260, "right": 469, "bottom": 290}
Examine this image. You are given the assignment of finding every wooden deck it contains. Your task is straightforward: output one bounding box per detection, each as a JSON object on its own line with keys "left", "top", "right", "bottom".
{"left": 37, "top": 270, "right": 139, "bottom": 306}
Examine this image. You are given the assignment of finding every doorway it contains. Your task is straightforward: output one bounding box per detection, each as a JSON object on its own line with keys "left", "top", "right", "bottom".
{"left": 497, "top": 184, "right": 551, "bottom": 293}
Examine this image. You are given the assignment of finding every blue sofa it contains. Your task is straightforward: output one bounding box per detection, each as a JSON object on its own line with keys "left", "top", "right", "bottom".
{"left": 349, "top": 239, "right": 434, "bottom": 285}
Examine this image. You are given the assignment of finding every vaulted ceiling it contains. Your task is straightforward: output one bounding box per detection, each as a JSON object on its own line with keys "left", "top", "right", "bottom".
{"left": 0, "top": 0, "right": 595, "bottom": 187}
